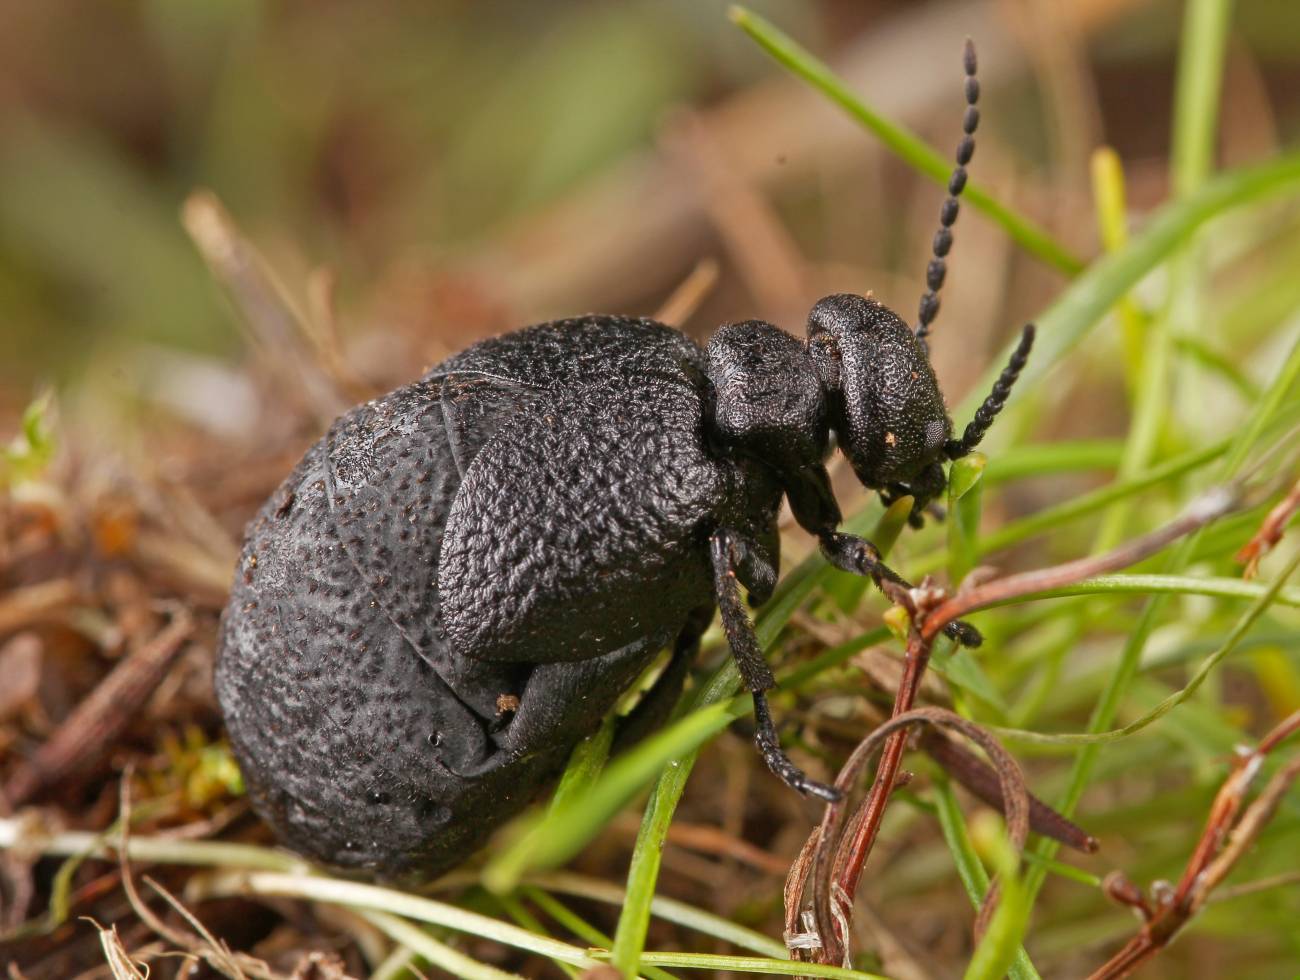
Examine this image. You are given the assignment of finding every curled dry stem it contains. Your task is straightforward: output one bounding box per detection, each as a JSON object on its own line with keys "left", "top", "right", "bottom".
{"left": 788, "top": 484, "right": 1244, "bottom": 967}
{"left": 846, "top": 654, "right": 1096, "bottom": 853}
{"left": 785, "top": 706, "right": 1030, "bottom": 967}
{"left": 918, "top": 728, "right": 1098, "bottom": 854}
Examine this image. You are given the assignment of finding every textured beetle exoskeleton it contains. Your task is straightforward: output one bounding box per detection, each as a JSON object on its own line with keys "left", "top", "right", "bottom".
{"left": 216, "top": 41, "right": 1036, "bottom": 880}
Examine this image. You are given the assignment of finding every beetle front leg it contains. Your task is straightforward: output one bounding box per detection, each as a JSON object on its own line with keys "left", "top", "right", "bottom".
{"left": 818, "top": 531, "right": 983, "bottom": 647}
{"left": 710, "top": 530, "right": 841, "bottom": 803}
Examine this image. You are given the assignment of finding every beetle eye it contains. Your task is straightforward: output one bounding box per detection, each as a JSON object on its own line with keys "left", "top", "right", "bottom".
{"left": 924, "top": 418, "right": 948, "bottom": 453}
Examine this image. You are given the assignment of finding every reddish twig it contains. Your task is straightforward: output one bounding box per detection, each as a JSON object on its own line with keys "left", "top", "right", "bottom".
{"left": 1236, "top": 473, "right": 1300, "bottom": 578}
{"left": 4, "top": 610, "right": 194, "bottom": 805}
{"left": 791, "top": 485, "right": 1242, "bottom": 966}
{"left": 846, "top": 657, "right": 1096, "bottom": 852}
{"left": 1088, "top": 708, "right": 1300, "bottom": 980}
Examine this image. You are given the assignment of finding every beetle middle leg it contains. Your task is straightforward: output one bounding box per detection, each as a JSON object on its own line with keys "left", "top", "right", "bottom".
{"left": 820, "top": 531, "right": 982, "bottom": 647}
{"left": 710, "top": 529, "right": 841, "bottom": 803}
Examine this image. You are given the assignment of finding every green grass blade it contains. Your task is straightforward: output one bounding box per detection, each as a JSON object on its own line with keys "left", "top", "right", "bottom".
{"left": 482, "top": 699, "right": 743, "bottom": 892}
{"left": 963, "top": 814, "right": 1031, "bottom": 980}
{"left": 539, "top": 871, "right": 787, "bottom": 958}
{"left": 1174, "top": 334, "right": 1260, "bottom": 399}
{"left": 549, "top": 716, "right": 617, "bottom": 817}
{"left": 525, "top": 887, "right": 680, "bottom": 980}
{"left": 495, "top": 894, "right": 583, "bottom": 980}
{"left": 727, "top": 5, "right": 1084, "bottom": 276}
{"left": 955, "top": 152, "right": 1300, "bottom": 422}
{"left": 933, "top": 780, "right": 1041, "bottom": 980}
{"left": 778, "top": 626, "right": 889, "bottom": 691}
{"left": 1223, "top": 330, "right": 1300, "bottom": 476}
{"left": 1020, "top": 215, "right": 1300, "bottom": 922}
{"left": 1171, "top": 0, "right": 1234, "bottom": 197}
{"left": 991, "top": 548, "right": 1300, "bottom": 747}
{"left": 200, "top": 871, "right": 602, "bottom": 968}
{"left": 1091, "top": 147, "right": 1148, "bottom": 389}
{"left": 948, "top": 452, "right": 986, "bottom": 585}
{"left": 607, "top": 951, "right": 889, "bottom": 979}
{"left": 919, "top": 439, "right": 1229, "bottom": 571}
{"left": 361, "top": 910, "right": 524, "bottom": 980}
{"left": 980, "top": 573, "right": 1300, "bottom": 609}
{"left": 611, "top": 739, "right": 698, "bottom": 976}
{"left": 982, "top": 440, "right": 1123, "bottom": 483}
{"left": 0, "top": 821, "right": 301, "bottom": 871}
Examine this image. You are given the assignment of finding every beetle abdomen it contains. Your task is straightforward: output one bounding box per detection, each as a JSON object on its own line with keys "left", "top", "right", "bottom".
{"left": 216, "top": 376, "right": 545, "bottom": 877}
{"left": 217, "top": 317, "right": 735, "bottom": 879}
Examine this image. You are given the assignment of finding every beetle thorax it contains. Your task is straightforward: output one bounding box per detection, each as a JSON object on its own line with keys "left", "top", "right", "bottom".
{"left": 704, "top": 320, "right": 831, "bottom": 480}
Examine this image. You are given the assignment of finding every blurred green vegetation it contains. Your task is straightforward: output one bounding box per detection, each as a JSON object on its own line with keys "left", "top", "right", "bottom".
{"left": 0, "top": 0, "right": 825, "bottom": 389}
{"left": 3, "top": 0, "right": 1298, "bottom": 396}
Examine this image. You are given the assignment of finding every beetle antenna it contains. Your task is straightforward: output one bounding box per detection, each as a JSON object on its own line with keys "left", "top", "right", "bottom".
{"left": 945, "top": 323, "right": 1034, "bottom": 459}
{"left": 915, "top": 38, "right": 979, "bottom": 350}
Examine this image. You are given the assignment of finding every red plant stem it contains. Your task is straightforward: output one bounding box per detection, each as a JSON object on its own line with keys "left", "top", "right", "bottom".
{"left": 1257, "top": 707, "right": 1300, "bottom": 753}
{"left": 832, "top": 487, "right": 1240, "bottom": 930}
{"left": 1089, "top": 939, "right": 1155, "bottom": 980}
{"left": 836, "top": 631, "right": 929, "bottom": 901}
{"left": 1235, "top": 473, "right": 1300, "bottom": 576}
{"left": 922, "top": 486, "right": 1238, "bottom": 643}
{"left": 1169, "top": 763, "right": 1248, "bottom": 909}
{"left": 1171, "top": 706, "right": 1300, "bottom": 910}
{"left": 1088, "top": 709, "right": 1300, "bottom": 980}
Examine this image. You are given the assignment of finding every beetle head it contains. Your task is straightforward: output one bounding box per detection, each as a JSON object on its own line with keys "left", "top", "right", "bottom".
{"left": 805, "top": 292, "right": 1036, "bottom": 522}
{"left": 806, "top": 293, "right": 952, "bottom": 511}
{"left": 710, "top": 42, "right": 1037, "bottom": 525}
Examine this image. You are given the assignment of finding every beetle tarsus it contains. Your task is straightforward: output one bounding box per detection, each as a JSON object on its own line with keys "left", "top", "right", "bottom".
{"left": 947, "top": 620, "right": 983, "bottom": 647}
{"left": 753, "top": 692, "right": 842, "bottom": 803}
{"left": 819, "top": 531, "right": 982, "bottom": 648}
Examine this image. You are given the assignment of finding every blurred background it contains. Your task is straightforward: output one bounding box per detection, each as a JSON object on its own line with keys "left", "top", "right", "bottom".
{"left": 2, "top": 0, "right": 1297, "bottom": 418}
{"left": 3, "top": 1, "right": 1300, "bottom": 977}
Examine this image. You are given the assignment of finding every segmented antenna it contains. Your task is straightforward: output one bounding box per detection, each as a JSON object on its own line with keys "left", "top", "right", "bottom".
{"left": 915, "top": 38, "right": 980, "bottom": 348}
{"left": 945, "top": 324, "right": 1035, "bottom": 459}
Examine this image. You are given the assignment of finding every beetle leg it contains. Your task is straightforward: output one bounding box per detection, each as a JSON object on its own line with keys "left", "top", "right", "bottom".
{"left": 750, "top": 690, "right": 840, "bottom": 802}
{"left": 818, "top": 531, "right": 983, "bottom": 647}
{"left": 710, "top": 530, "right": 841, "bottom": 803}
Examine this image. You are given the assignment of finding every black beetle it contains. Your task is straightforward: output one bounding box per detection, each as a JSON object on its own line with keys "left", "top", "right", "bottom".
{"left": 215, "top": 40, "right": 1034, "bottom": 880}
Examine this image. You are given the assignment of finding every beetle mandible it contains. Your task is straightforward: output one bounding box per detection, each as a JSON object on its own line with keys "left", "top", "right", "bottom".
{"left": 215, "top": 40, "right": 1035, "bottom": 880}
